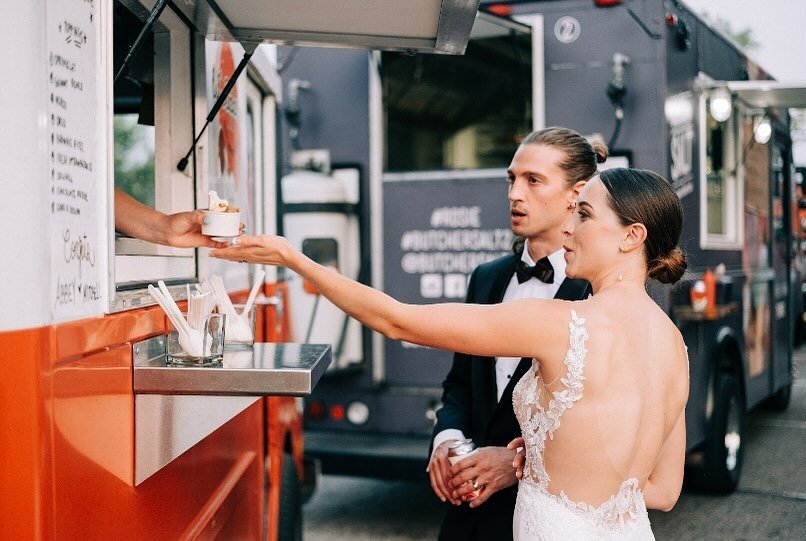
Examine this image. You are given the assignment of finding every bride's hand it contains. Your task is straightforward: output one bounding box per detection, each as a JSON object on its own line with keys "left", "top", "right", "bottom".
{"left": 507, "top": 437, "right": 526, "bottom": 479}
{"left": 210, "top": 235, "right": 295, "bottom": 267}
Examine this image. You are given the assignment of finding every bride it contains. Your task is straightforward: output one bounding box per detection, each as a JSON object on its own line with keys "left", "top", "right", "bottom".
{"left": 212, "top": 167, "right": 689, "bottom": 540}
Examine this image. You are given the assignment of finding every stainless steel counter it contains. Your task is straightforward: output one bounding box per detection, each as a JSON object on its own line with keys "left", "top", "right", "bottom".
{"left": 131, "top": 337, "right": 331, "bottom": 485}
{"left": 134, "top": 339, "right": 331, "bottom": 396}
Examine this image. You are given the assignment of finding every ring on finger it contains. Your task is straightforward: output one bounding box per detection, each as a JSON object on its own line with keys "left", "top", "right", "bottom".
{"left": 472, "top": 480, "right": 481, "bottom": 490}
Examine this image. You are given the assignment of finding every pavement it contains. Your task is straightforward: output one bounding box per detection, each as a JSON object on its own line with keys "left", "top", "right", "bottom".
{"left": 303, "top": 348, "right": 806, "bottom": 540}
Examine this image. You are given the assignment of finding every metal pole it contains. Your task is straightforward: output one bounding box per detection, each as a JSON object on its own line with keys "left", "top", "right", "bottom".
{"left": 177, "top": 48, "right": 254, "bottom": 172}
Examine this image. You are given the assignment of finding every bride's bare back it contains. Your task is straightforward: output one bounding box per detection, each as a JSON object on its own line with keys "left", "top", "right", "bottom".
{"left": 533, "top": 295, "right": 687, "bottom": 504}
{"left": 511, "top": 291, "right": 688, "bottom": 538}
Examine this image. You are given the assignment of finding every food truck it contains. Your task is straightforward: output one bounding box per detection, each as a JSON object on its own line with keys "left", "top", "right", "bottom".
{"left": 280, "top": 0, "right": 806, "bottom": 494}
{"left": 0, "top": 0, "right": 479, "bottom": 538}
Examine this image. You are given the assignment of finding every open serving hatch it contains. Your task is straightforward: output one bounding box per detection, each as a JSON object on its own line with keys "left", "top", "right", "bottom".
{"left": 126, "top": 0, "right": 481, "bottom": 55}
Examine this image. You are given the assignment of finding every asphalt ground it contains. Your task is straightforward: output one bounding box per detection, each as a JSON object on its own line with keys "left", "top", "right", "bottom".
{"left": 303, "top": 348, "right": 806, "bottom": 540}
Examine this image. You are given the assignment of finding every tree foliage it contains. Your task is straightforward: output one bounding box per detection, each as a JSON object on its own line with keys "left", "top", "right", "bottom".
{"left": 114, "top": 116, "right": 155, "bottom": 208}
{"left": 702, "top": 12, "right": 760, "bottom": 51}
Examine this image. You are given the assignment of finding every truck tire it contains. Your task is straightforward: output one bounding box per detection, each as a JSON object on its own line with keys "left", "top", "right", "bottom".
{"left": 278, "top": 453, "right": 302, "bottom": 541}
{"left": 763, "top": 381, "right": 792, "bottom": 412}
{"left": 686, "top": 373, "right": 745, "bottom": 493}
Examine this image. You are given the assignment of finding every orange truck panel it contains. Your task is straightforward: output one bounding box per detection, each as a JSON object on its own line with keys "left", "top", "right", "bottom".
{"left": 1, "top": 285, "right": 300, "bottom": 540}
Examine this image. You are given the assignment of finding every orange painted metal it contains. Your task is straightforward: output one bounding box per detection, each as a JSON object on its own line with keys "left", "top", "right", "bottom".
{"left": 0, "top": 327, "right": 54, "bottom": 540}
{"left": 180, "top": 450, "right": 260, "bottom": 540}
{"left": 0, "top": 281, "right": 301, "bottom": 540}
{"left": 53, "top": 307, "right": 164, "bottom": 363}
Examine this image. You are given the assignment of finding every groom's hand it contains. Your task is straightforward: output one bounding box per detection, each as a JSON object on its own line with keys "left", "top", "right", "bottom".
{"left": 448, "top": 446, "right": 518, "bottom": 508}
{"left": 429, "top": 440, "right": 462, "bottom": 505}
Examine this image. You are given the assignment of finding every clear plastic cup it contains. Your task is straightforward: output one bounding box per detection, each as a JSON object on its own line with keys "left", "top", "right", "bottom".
{"left": 166, "top": 312, "right": 226, "bottom": 365}
{"left": 225, "top": 304, "right": 256, "bottom": 348}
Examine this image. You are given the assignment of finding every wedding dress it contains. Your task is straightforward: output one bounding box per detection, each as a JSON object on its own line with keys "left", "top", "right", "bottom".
{"left": 512, "top": 310, "right": 655, "bottom": 540}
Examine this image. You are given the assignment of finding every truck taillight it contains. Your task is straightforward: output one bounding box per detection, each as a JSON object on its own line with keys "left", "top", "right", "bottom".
{"left": 307, "top": 400, "right": 325, "bottom": 420}
{"left": 594, "top": 0, "right": 623, "bottom": 6}
{"left": 485, "top": 4, "right": 513, "bottom": 16}
{"left": 330, "top": 404, "right": 346, "bottom": 422}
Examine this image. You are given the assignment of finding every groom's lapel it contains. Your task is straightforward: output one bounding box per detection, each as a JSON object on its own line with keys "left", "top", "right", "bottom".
{"left": 482, "top": 254, "right": 520, "bottom": 413}
{"left": 489, "top": 274, "right": 591, "bottom": 426}
{"left": 487, "top": 254, "right": 519, "bottom": 304}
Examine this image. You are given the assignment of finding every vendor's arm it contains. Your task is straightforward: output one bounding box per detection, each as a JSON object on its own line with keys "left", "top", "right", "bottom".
{"left": 114, "top": 188, "right": 225, "bottom": 248}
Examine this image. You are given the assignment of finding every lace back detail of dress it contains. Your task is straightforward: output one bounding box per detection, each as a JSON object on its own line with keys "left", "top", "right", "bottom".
{"left": 513, "top": 309, "right": 588, "bottom": 490}
{"left": 512, "top": 309, "right": 650, "bottom": 535}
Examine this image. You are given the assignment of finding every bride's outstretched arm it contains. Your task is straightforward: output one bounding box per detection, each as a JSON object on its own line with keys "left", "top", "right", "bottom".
{"left": 211, "top": 235, "right": 569, "bottom": 359}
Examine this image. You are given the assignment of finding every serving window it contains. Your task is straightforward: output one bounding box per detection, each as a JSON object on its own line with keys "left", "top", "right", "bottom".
{"left": 381, "top": 20, "right": 532, "bottom": 172}
{"left": 111, "top": 0, "right": 196, "bottom": 299}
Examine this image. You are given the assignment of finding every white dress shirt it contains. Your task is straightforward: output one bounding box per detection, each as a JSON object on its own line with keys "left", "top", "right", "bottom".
{"left": 431, "top": 242, "right": 568, "bottom": 456}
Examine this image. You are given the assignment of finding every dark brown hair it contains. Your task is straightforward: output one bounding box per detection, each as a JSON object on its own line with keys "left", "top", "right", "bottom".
{"left": 513, "top": 127, "right": 608, "bottom": 253}
{"left": 598, "top": 168, "right": 686, "bottom": 284}
{"left": 521, "top": 126, "right": 609, "bottom": 187}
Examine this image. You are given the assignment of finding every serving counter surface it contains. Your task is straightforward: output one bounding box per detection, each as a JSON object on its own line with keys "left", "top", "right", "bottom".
{"left": 133, "top": 337, "right": 331, "bottom": 396}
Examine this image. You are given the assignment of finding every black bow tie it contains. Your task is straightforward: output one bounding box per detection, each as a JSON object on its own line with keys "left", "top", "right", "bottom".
{"left": 516, "top": 258, "right": 554, "bottom": 284}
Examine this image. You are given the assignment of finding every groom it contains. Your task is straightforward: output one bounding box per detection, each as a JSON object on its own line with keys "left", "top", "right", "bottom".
{"left": 428, "top": 128, "right": 594, "bottom": 540}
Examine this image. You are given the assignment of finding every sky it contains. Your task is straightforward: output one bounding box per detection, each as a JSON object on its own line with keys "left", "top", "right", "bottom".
{"left": 682, "top": 0, "right": 806, "bottom": 80}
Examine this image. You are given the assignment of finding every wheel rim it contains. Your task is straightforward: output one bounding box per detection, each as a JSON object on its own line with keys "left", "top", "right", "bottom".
{"left": 724, "top": 395, "right": 741, "bottom": 472}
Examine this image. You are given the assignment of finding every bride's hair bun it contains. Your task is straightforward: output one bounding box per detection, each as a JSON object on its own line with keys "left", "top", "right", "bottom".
{"left": 648, "top": 247, "right": 687, "bottom": 284}
{"left": 598, "top": 168, "right": 686, "bottom": 284}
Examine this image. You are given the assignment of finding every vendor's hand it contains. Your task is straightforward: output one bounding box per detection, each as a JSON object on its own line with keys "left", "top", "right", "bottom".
{"left": 163, "top": 210, "right": 234, "bottom": 249}
{"left": 448, "top": 446, "right": 518, "bottom": 508}
{"left": 507, "top": 437, "right": 526, "bottom": 480}
{"left": 210, "top": 235, "right": 294, "bottom": 266}
{"left": 428, "top": 439, "right": 462, "bottom": 505}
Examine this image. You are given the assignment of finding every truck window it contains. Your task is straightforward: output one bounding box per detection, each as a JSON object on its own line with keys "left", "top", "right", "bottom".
{"left": 701, "top": 96, "right": 741, "bottom": 248}
{"left": 111, "top": 0, "right": 196, "bottom": 305}
{"left": 113, "top": 3, "right": 155, "bottom": 208}
{"left": 742, "top": 110, "right": 771, "bottom": 270}
{"left": 381, "top": 25, "right": 532, "bottom": 172}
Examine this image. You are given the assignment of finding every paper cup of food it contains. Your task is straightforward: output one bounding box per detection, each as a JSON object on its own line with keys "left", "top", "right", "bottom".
{"left": 202, "top": 191, "right": 241, "bottom": 239}
{"left": 201, "top": 210, "right": 241, "bottom": 237}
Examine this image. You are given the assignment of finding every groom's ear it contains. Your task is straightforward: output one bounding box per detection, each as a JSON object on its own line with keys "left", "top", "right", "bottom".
{"left": 620, "top": 223, "right": 648, "bottom": 254}
{"left": 569, "top": 180, "right": 586, "bottom": 205}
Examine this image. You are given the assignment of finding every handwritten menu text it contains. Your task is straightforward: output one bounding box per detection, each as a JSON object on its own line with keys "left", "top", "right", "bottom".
{"left": 47, "top": 0, "right": 104, "bottom": 319}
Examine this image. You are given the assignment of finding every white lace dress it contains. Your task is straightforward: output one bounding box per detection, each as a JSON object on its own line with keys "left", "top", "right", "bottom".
{"left": 512, "top": 310, "right": 654, "bottom": 540}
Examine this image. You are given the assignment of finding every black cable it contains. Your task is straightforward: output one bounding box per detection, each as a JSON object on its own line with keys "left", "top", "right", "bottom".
{"left": 608, "top": 115, "right": 623, "bottom": 150}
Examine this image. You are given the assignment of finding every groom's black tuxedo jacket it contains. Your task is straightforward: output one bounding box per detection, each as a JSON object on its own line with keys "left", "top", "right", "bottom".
{"left": 433, "top": 251, "right": 591, "bottom": 541}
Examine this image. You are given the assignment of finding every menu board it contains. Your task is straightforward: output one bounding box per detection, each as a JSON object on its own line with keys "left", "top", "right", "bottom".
{"left": 47, "top": 0, "right": 105, "bottom": 320}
